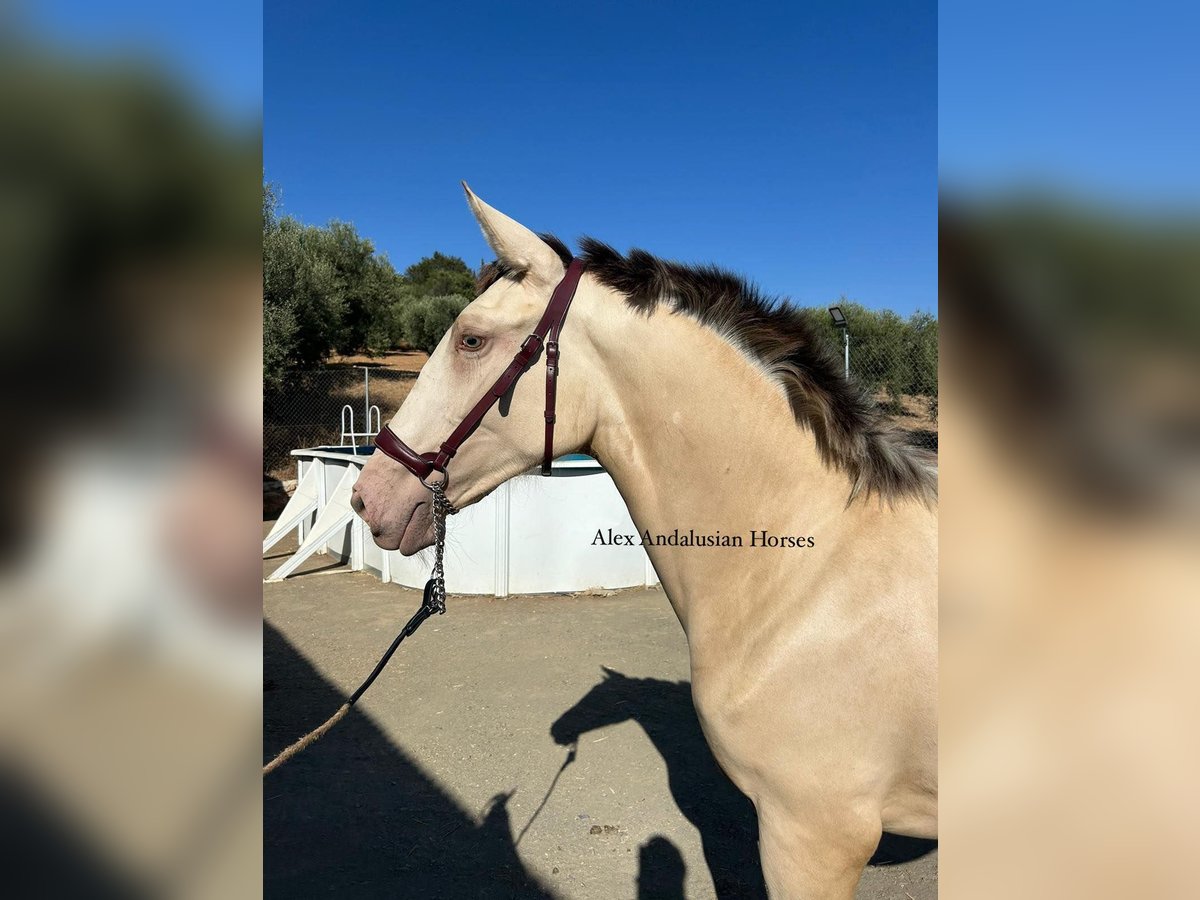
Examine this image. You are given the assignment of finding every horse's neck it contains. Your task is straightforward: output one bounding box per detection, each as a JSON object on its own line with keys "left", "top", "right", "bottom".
{"left": 584, "top": 302, "right": 852, "bottom": 629}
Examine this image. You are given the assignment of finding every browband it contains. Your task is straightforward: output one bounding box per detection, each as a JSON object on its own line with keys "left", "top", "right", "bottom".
{"left": 374, "top": 258, "right": 587, "bottom": 488}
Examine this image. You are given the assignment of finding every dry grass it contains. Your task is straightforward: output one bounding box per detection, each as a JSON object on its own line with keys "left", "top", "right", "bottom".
{"left": 872, "top": 392, "right": 938, "bottom": 451}
{"left": 327, "top": 351, "right": 427, "bottom": 418}
{"left": 328, "top": 350, "right": 428, "bottom": 373}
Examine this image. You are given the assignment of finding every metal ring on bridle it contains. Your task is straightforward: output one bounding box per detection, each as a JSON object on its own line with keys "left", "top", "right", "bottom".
{"left": 420, "top": 466, "right": 449, "bottom": 494}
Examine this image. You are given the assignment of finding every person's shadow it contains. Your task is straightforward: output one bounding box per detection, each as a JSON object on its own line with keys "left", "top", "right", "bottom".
{"left": 264, "top": 622, "right": 553, "bottom": 898}
{"left": 638, "top": 835, "right": 687, "bottom": 899}
{"left": 551, "top": 668, "right": 936, "bottom": 899}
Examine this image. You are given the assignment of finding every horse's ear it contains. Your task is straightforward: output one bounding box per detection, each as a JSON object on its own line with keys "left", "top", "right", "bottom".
{"left": 462, "top": 182, "right": 564, "bottom": 288}
{"left": 600, "top": 665, "right": 617, "bottom": 679}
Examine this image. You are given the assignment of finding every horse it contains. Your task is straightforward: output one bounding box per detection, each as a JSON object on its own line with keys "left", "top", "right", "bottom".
{"left": 352, "top": 185, "right": 938, "bottom": 898}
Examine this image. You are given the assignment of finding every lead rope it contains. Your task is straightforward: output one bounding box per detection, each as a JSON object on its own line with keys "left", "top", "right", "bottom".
{"left": 427, "top": 478, "right": 457, "bottom": 613}
{"left": 264, "top": 481, "right": 458, "bottom": 776}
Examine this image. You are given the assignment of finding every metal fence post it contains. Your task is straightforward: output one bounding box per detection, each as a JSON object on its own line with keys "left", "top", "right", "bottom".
{"left": 358, "top": 365, "right": 371, "bottom": 431}
{"left": 828, "top": 305, "right": 850, "bottom": 379}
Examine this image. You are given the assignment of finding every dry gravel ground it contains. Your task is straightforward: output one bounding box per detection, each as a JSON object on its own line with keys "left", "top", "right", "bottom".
{"left": 264, "top": 531, "right": 936, "bottom": 899}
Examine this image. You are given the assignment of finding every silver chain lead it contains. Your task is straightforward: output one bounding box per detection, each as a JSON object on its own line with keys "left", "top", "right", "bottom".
{"left": 427, "top": 479, "right": 458, "bottom": 614}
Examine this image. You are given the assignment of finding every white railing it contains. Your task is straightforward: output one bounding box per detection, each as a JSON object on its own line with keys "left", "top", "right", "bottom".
{"left": 339, "top": 403, "right": 381, "bottom": 448}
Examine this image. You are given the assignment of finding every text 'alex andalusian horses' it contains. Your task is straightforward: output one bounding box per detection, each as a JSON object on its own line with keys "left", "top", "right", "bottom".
{"left": 352, "top": 185, "right": 937, "bottom": 899}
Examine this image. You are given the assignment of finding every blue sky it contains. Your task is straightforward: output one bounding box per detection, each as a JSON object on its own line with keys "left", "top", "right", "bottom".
{"left": 266, "top": 0, "right": 937, "bottom": 315}
{"left": 25, "top": 0, "right": 262, "bottom": 124}
{"left": 18, "top": 2, "right": 1197, "bottom": 316}
{"left": 939, "top": 1, "right": 1200, "bottom": 208}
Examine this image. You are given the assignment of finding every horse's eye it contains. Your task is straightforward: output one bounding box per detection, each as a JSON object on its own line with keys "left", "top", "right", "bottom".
{"left": 460, "top": 335, "right": 485, "bottom": 351}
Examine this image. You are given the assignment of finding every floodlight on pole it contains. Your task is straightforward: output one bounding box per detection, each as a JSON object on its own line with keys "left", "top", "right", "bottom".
{"left": 828, "top": 306, "right": 850, "bottom": 378}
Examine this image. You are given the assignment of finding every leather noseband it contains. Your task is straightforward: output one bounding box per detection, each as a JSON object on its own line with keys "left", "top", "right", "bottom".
{"left": 374, "top": 258, "right": 587, "bottom": 489}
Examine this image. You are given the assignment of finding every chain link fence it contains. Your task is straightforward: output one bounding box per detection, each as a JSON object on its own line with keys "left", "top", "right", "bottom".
{"left": 845, "top": 335, "right": 938, "bottom": 452}
{"left": 808, "top": 307, "right": 939, "bottom": 452}
{"left": 264, "top": 367, "right": 417, "bottom": 480}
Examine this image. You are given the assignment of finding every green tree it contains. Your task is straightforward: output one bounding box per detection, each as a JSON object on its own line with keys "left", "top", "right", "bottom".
{"left": 399, "top": 294, "right": 472, "bottom": 354}
{"left": 263, "top": 212, "right": 343, "bottom": 383}
{"left": 403, "top": 252, "right": 475, "bottom": 297}
{"left": 373, "top": 252, "right": 476, "bottom": 354}
{"left": 263, "top": 180, "right": 412, "bottom": 386}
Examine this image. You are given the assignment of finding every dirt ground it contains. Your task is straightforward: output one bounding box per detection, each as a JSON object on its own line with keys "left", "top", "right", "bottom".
{"left": 264, "top": 530, "right": 937, "bottom": 899}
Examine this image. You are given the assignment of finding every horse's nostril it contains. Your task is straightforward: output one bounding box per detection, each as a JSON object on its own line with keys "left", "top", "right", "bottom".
{"left": 350, "top": 491, "right": 365, "bottom": 515}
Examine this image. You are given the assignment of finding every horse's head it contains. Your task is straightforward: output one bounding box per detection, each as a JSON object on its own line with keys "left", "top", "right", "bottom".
{"left": 550, "top": 666, "right": 640, "bottom": 747}
{"left": 352, "top": 185, "right": 601, "bottom": 553}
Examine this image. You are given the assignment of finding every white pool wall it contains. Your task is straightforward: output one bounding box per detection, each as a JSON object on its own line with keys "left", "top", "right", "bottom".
{"left": 287, "top": 447, "right": 659, "bottom": 596}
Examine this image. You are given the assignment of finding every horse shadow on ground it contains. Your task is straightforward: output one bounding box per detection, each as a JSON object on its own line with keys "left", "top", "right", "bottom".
{"left": 551, "top": 668, "right": 937, "bottom": 899}
{"left": 264, "top": 622, "right": 552, "bottom": 899}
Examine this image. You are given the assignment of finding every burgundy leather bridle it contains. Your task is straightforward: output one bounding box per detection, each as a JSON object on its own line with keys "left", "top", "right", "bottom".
{"left": 374, "top": 258, "right": 587, "bottom": 490}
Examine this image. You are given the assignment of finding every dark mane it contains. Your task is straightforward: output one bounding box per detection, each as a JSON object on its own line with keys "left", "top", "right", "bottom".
{"left": 478, "top": 235, "right": 936, "bottom": 505}
{"left": 475, "top": 234, "right": 573, "bottom": 294}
